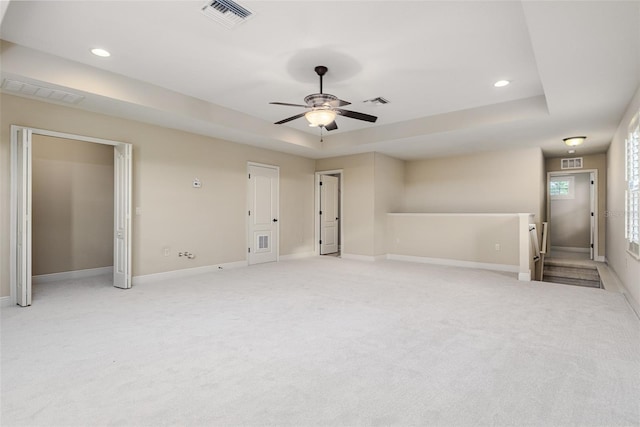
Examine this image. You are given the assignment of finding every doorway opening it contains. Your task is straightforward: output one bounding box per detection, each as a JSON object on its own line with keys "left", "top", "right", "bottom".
{"left": 546, "top": 170, "right": 598, "bottom": 261}
{"left": 31, "top": 135, "right": 115, "bottom": 300}
{"left": 10, "top": 126, "right": 132, "bottom": 306}
{"left": 315, "top": 170, "right": 343, "bottom": 257}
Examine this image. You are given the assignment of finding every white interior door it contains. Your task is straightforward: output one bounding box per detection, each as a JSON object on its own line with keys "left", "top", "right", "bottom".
{"left": 320, "top": 175, "right": 339, "bottom": 255}
{"left": 113, "top": 143, "right": 132, "bottom": 288}
{"left": 16, "top": 128, "right": 32, "bottom": 306}
{"left": 248, "top": 164, "right": 279, "bottom": 265}
{"left": 589, "top": 172, "right": 595, "bottom": 260}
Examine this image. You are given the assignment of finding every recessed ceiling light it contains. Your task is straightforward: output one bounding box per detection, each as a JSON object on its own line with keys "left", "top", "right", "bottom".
{"left": 494, "top": 80, "right": 510, "bottom": 88}
{"left": 91, "top": 48, "right": 111, "bottom": 57}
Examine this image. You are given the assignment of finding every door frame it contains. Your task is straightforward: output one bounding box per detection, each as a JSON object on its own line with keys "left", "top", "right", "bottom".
{"left": 315, "top": 170, "right": 344, "bottom": 255}
{"left": 10, "top": 125, "right": 132, "bottom": 305}
{"left": 546, "top": 169, "right": 600, "bottom": 261}
{"left": 247, "top": 162, "right": 280, "bottom": 265}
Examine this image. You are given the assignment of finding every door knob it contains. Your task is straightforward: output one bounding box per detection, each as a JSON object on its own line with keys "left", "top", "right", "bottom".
{"left": 273, "top": 219, "right": 278, "bottom": 222}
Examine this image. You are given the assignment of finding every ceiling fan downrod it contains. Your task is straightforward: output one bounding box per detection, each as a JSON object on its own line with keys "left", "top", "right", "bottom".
{"left": 315, "top": 65, "right": 328, "bottom": 94}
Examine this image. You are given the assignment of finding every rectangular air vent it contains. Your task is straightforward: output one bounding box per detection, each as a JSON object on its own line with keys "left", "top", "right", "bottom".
{"left": 364, "top": 97, "right": 390, "bottom": 105}
{"left": 561, "top": 157, "right": 583, "bottom": 170}
{"left": 2, "top": 79, "right": 84, "bottom": 104}
{"left": 201, "top": 0, "right": 253, "bottom": 29}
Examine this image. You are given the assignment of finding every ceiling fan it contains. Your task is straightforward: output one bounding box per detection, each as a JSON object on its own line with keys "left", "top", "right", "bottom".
{"left": 270, "top": 65, "right": 378, "bottom": 132}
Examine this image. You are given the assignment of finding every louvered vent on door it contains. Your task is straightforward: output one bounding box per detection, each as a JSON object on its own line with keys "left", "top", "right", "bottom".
{"left": 258, "top": 235, "right": 269, "bottom": 249}
{"left": 201, "top": 0, "right": 253, "bottom": 28}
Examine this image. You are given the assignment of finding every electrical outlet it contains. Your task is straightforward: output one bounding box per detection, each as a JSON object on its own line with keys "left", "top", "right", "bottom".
{"left": 163, "top": 247, "right": 170, "bottom": 257}
{"left": 495, "top": 243, "right": 501, "bottom": 251}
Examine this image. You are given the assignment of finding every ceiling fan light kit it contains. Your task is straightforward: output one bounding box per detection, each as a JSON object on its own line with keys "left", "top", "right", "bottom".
{"left": 270, "top": 65, "right": 378, "bottom": 134}
{"left": 305, "top": 109, "right": 336, "bottom": 127}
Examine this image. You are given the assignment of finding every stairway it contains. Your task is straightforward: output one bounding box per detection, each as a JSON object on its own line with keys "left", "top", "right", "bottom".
{"left": 543, "top": 258, "right": 602, "bottom": 288}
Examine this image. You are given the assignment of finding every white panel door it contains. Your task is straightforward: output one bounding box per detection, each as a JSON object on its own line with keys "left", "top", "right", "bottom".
{"left": 113, "top": 143, "right": 132, "bottom": 289}
{"left": 16, "top": 128, "right": 32, "bottom": 306}
{"left": 320, "top": 175, "right": 339, "bottom": 255}
{"left": 248, "top": 165, "right": 278, "bottom": 265}
{"left": 590, "top": 172, "right": 595, "bottom": 260}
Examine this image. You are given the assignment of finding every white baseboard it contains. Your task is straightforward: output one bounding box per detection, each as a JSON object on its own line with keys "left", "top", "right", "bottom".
{"left": 279, "top": 252, "right": 315, "bottom": 261}
{"left": 341, "top": 253, "right": 386, "bottom": 262}
{"left": 518, "top": 272, "right": 532, "bottom": 281}
{"left": 33, "top": 266, "right": 113, "bottom": 284}
{"left": 551, "top": 246, "right": 590, "bottom": 253}
{"left": 595, "top": 255, "right": 605, "bottom": 262}
{"left": 601, "top": 258, "right": 640, "bottom": 319}
{"left": 387, "top": 254, "right": 520, "bottom": 274}
{"left": 0, "top": 296, "right": 12, "bottom": 308}
{"left": 132, "top": 260, "right": 248, "bottom": 285}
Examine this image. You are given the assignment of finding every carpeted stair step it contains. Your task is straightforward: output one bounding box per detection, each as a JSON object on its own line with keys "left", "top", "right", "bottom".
{"left": 544, "top": 276, "right": 601, "bottom": 288}
{"left": 544, "top": 265, "right": 601, "bottom": 282}
{"left": 542, "top": 259, "right": 602, "bottom": 288}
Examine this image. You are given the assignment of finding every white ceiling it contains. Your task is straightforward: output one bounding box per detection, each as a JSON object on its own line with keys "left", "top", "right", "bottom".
{"left": 1, "top": 0, "right": 638, "bottom": 160}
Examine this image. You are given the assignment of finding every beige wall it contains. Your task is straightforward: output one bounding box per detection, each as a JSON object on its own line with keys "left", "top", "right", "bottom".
{"left": 606, "top": 86, "right": 640, "bottom": 309}
{"left": 546, "top": 153, "right": 607, "bottom": 257}
{"left": 1, "top": 94, "right": 316, "bottom": 297}
{"left": 387, "top": 214, "right": 520, "bottom": 266}
{"left": 316, "top": 153, "right": 375, "bottom": 256}
{"left": 315, "top": 152, "right": 406, "bottom": 258}
{"left": 373, "top": 153, "right": 405, "bottom": 256}
{"left": 32, "top": 135, "right": 114, "bottom": 275}
{"left": 404, "top": 147, "right": 545, "bottom": 223}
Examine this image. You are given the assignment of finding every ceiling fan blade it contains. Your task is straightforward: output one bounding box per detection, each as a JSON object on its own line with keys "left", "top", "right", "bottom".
{"left": 270, "top": 102, "right": 310, "bottom": 108}
{"left": 328, "top": 99, "right": 351, "bottom": 107}
{"left": 274, "top": 112, "right": 306, "bottom": 125}
{"left": 324, "top": 121, "right": 338, "bottom": 131}
{"left": 335, "top": 108, "right": 378, "bottom": 123}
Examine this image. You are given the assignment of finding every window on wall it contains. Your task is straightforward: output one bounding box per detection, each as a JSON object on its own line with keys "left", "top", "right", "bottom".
{"left": 550, "top": 175, "right": 575, "bottom": 200}
{"left": 626, "top": 110, "right": 640, "bottom": 258}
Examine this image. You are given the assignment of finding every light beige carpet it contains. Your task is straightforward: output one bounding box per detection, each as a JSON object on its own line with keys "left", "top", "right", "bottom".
{"left": 2, "top": 257, "right": 639, "bottom": 426}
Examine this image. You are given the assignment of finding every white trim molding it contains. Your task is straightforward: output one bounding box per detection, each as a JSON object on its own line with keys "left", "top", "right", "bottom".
{"left": 0, "top": 296, "right": 12, "bottom": 308}
{"left": 33, "top": 266, "right": 113, "bottom": 284}
{"left": 387, "top": 253, "right": 520, "bottom": 274}
{"left": 132, "top": 260, "right": 248, "bottom": 285}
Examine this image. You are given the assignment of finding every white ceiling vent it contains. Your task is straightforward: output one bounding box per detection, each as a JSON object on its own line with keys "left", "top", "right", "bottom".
{"left": 2, "top": 79, "right": 84, "bottom": 104}
{"left": 201, "top": 0, "right": 253, "bottom": 29}
{"left": 364, "top": 97, "right": 390, "bottom": 105}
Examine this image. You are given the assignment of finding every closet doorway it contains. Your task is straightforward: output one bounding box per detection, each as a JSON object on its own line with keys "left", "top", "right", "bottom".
{"left": 10, "top": 126, "right": 132, "bottom": 306}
